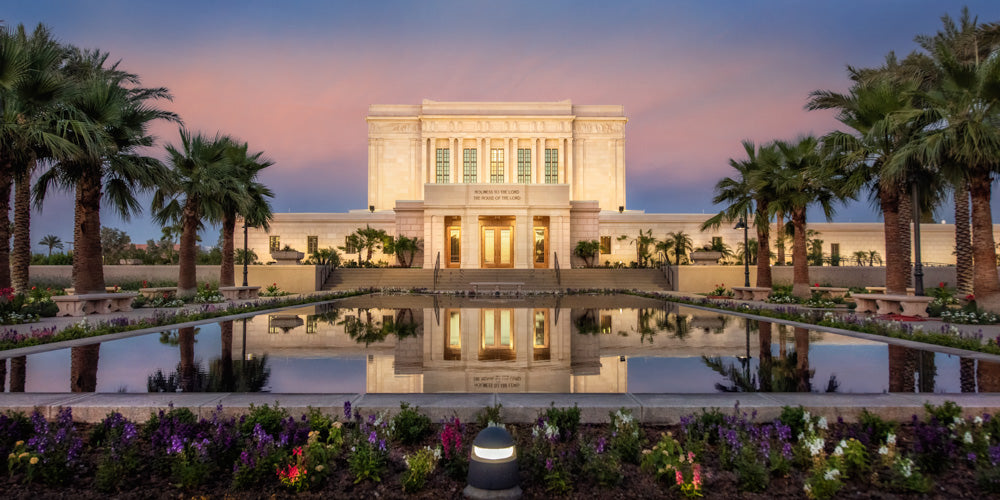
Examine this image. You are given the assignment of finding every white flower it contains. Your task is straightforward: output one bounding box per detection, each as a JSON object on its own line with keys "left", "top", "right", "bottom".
{"left": 878, "top": 445, "right": 889, "bottom": 456}
{"left": 803, "top": 411, "right": 812, "bottom": 422}
{"left": 954, "top": 416, "right": 964, "bottom": 425}
{"left": 886, "top": 433, "right": 896, "bottom": 445}
{"left": 974, "top": 416, "right": 984, "bottom": 425}
{"left": 823, "top": 468, "right": 841, "bottom": 481}
{"left": 833, "top": 440, "right": 846, "bottom": 456}
{"left": 805, "top": 436, "right": 825, "bottom": 457}
{"left": 964, "top": 431, "right": 973, "bottom": 444}
{"left": 817, "top": 417, "right": 828, "bottom": 430}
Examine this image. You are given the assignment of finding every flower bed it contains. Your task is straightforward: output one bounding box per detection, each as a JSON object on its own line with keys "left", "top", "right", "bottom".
{"left": 1, "top": 401, "right": 999, "bottom": 498}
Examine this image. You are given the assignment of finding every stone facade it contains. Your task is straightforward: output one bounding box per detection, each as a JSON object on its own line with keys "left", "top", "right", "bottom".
{"left": 245, "top": 100, "right": 983, "bottom": 269}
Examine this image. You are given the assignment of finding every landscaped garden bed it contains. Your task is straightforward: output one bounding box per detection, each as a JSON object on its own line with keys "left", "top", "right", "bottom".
{"left": 2, "top": 401, "right": 999, "bottom": 498}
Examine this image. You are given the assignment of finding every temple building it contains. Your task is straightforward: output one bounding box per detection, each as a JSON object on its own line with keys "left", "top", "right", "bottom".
{"left": 245, "top": 100, "right": 968, "bottom": 269}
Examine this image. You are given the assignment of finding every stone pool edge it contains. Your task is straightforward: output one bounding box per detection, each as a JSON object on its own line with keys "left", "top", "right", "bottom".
{"left": 1, "top": 392, "right": 998, "bottom": 424}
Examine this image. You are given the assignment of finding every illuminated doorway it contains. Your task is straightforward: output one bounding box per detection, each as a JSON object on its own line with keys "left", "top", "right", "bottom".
{"left": 445, "top": 216, "right": 461, "bottom": 268}
{"left": 533, "top": 216, "right": 549, "bottom": 269}
{"left": 479, "top": 308, "right": 515, "bottom": 361}
{"left": 479, "top": 216, "right": 514, "bottom": 268}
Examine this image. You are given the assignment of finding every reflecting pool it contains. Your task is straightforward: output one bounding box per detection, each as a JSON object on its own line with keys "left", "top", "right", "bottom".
{"left": 2, "top": 294, "right": 998, "bottom": 394}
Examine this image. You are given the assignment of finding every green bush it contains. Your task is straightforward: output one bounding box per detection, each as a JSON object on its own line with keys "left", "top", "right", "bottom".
{"left": 392, "top": 403, "right": 432, "bottom": 446}
{"left": 476, "top": 403, "right": 503, "bottom": 428}
{"left": 545, "top": 403, "right": 581, "bottom": 441}
{"left": 241, "top": 402, "right": 289, "bottom": 437}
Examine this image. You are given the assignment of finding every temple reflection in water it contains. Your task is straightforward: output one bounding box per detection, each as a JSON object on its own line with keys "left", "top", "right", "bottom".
{"left": 3, "top": 295, "right": 1000, "bottom": 394}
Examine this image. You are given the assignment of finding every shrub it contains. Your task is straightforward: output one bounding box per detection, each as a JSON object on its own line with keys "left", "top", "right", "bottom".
{"left": 858, "top": 409, "right": 897, "bottom": 446}
{"left": 580, "top": 435, "right": 622, "bottom": 487}
{"left": 608, "top": 408, "right": 643, "bottom": 464}
{"left": 476, "top": 403, "right": 503, "bottom": 428}
{"left": 241, "top": 402, "right": 289, "bottom": 437}
{"left": 402, "top": 446, "right": 438, "bottom": 493}
{"left": 392, "top": 402, "right": 432, "bottom": 446}
{"left": 91, "top": 412, "right": 141, "bottom": 492}
{"left": 545, "top": 403, "right": 581, "bottom": 441}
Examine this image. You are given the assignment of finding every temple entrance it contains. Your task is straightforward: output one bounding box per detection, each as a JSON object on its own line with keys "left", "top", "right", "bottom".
{"left": 480, "top": 216, "right": 514, "bottom": 268}
{"left": 533, "top": 216, "right": 549, "bottom": 269}
{"left": 445, "top": 216, "right": 461, "bottom": 268}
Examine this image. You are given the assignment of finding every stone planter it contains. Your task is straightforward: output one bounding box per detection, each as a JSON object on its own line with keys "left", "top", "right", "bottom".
{"left": 690, "top": 251, "right": 723, "bottom": 265}
{"left": 270, "top": 250, "right": 304, "bottom": 265}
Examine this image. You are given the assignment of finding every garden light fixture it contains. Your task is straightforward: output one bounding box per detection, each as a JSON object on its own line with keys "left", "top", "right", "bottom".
{"left": 618, "top": 205, "right": 624, "bottom": 213}
{"left": 369, "top": 205, "right": 375, "bottom": 213}
{"left": 464, "top": 425, "right": 521, "bottom": 499}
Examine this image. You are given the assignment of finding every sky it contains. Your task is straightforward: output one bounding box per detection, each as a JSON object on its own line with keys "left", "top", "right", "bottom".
{"left": 7, "top": 0, "right": 1000, "bottom": 252}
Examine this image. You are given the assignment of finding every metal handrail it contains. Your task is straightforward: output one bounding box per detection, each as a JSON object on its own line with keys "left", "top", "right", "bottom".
{"left": 433, "top": 252, "right": 441, "bottom": 291}
{"left": 661, "top": 261, "right": 672, "bottom": 289}
{"left": 554, "top": 252, "right": 561, "bottom": 286}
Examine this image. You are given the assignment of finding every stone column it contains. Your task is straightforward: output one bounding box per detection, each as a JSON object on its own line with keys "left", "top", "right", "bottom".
{"left": 536, "top": 139, "right": 545, "bottom": 184}
{"left": 419, "top": 137, "right": 428, "bottom": 195}
{"left": 507, "top": 138, "right": 515, "bottom": 183}
{"left": 478, "top": 138, "right": 486, "bottom": 184}
{"left": 450, "top": 138, "right": 459, "bottom": 184}
{"left": 558, "top": 138, "right": 566, "bottom": 185}
{"left": 566, "top": 137, "right": 574, "bottom": 193}
{"left": 528, "top": 138, "right": 536, "bottom": 184}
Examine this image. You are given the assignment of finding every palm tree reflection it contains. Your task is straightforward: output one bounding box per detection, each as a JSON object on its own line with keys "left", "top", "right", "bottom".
{"left": 148, "top": 324, "right": 270, "bottom": 392}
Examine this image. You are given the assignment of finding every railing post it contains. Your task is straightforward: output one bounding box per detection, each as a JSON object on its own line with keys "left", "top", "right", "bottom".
{"left": 433, "top": 252, "right": 441, "bottom": 291}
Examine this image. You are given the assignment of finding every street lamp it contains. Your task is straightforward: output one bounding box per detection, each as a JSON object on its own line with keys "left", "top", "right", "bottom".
{"left": 242, "top": 222, "right": 249, "bottom": 287}
{"left": 734, "top": 216, "right": 750, "bottom": 287}
{"left": 465, "top": 426, "right": 520, "bottom": 499}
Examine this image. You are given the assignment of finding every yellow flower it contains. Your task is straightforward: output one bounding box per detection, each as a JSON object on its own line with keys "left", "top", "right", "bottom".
{"left": 7, "top": 453, "right": 13, "bottom": 459}
{"left": 14, "top": 440, "right": 23, "bottom": 447}
{"left": 29, "top": 457, "right": 38, "bottom": 465}
{"left": 315, "top": 465, "right": 325, "bottom": 472}
{"left": 18, "top": 452, "right": 29, "bottom": 459}
{"left": 333, "top": 421, "right": 342, "bottom": 429}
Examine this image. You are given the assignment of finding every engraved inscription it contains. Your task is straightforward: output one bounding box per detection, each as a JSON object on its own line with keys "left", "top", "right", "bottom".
{"left": 472, "top": 188, "right": 522, "bottom": 202}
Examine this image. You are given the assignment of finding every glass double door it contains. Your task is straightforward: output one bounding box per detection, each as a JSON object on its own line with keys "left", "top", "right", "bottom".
{"left": 480, "top": 216, "right": 514, "bottom": 268}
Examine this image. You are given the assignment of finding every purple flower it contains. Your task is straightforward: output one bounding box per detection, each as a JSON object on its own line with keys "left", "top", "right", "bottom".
{"left": 782, "top": 442, "right": 793, "bottom": 460}
{"left": 989, "top": 445, "right": 1000, "bottom": 466}
{"left": 596, "top": 437, "right": 606, "bottom": 454}
{"left": 343, "top": 401, "right": 352, "bottom": 421}
{"left": 968, "top": 452, "right": 978, "bottom": 462}
{"left": 379, "top": 439, "right": 387, "bottom": 452}
{"left": 545, "top": 458, "right": 554, "bottom": 471}
{"left": 167, "top": 435, "right": 185, "bottom": 455}
{"left": 368, "top": 430, "right": 377, "bottom": 445}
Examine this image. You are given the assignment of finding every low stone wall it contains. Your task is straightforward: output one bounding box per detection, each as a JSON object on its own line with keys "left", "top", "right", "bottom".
{"left": 246, "top": 265, "right": 328, "bottom": 294}
{"left": 29, "top": 265, "right": 222, "bottom": 288}
{"left": 672, "top": 265, "right": 981, "bottom": 293}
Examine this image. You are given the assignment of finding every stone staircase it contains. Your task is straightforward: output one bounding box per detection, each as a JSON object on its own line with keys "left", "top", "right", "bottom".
{"left": 323, "top": 268, "right": 671, "bottom": 292}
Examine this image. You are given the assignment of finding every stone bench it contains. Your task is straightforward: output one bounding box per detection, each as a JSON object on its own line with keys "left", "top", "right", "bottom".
{"left": 865, "top": 287, "right": 915, "bottom": 296}
{"left": 811, "top": 286, "right": 850, "bottom": 299}
{"left": 852, "top": 293, "right": 934, "bottom": 317}
{"left": 732, "top": 286, "right": 771, "bottom": 301}
{"left": 51, "top": 292, "right": 139, "bottom": 317}
{"left": 139, "top": 287, "right": 177, "bottom": 299}
{"left": 470, "top": 282, "right": 525, "bottom": 295}
{"left": 63, "top": 286, "right": 121, "bottom": 295}
{"left": 219, "top": 286, "right": 261, "bottom": 300}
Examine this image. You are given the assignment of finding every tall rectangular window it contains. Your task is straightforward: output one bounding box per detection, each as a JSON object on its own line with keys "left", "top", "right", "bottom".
{"left": 463, "top": 149, "right": 477, "bottom": 183}
{"left": 344, "top": 235, "right": 358, "bottom": 254}
{"left": 517, "top": 148, "right": 531, "bottom": 183}
{"left": 544, "top": 149, "right": 558, "bottom": 183}
{"left": 600, "top": 236, "right": 611, "bottom": 254}
{"left": 269, "top": 236, "right": 280, "bottom": 251}
{"left": 436, "top": 148, "right": 450, "bottom": 183}
{"left": 490, "top": 148, "right": 504, "bottom": 183}
{"left": 307, "top": 236, "right": 318, "bottom": 254}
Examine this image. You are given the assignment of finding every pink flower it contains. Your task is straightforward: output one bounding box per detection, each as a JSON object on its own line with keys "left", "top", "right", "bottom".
{"left": 675, "top": 469, "right": 684, "bottom": 485}
{"left": 292, "top": 446, "right": 302, "bottom": 457}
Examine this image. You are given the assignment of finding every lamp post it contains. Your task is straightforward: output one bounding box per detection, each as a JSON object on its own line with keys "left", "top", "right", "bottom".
{"left": 911, "top": 183, "right": 924, "bottom": 296}
{"left": 465, "top": 426, "right": 521, "bottom": 499}
{"left": 242, "top": 222, "right": 249, "bottom": 287}
{"left": 734, "top": 216, "right": 750, "bottom": 287}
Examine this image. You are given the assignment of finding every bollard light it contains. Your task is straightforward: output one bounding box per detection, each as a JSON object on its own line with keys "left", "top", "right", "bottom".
{"left": 464, "top": 426, "right": 521, "bottom": 499}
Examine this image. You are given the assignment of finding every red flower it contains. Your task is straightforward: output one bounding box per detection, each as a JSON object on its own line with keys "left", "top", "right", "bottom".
{"left": 939, "top": 282, "right": 946, "bottom": 288}
{"left": 966, "top": 294, "right": 976, "bottom": 301}
{"left": 814, "top": 283, "right": 820, "bottom": 287}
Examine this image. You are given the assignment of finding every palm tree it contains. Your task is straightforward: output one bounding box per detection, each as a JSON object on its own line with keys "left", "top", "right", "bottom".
{"left": 913, "top": 7, "right": 1000, "bottom": 299}
{"left": 152, "top": 130, "right": 234, "bottom": 297}
{"left": 218, "top": 138, "right": 273, "bottom": 287}
{"left": 867, "top": 250, "right": 883, "bottom": 267}
{"left": 653, "top": 239, "right": 673, "bottom": 267}
{"left": 702, "top": 140, "right": 780, "bottom": 287}
{"left": 852, "top": 250, "right": 868, "bottom": 267}
{"left": 355, "top": 225, "right": 387, "bottom": 265}
{"left": 383, "top": 235, "right": 421, "bottom": 267}
{"left": 665, "top": 231, "right": 693, "bottom": 266}
{"left": 38, "top": 234, "right": 62, "bottom": 257}
{"left": 808, "top": 53, "right": 932, "bottom": 294}
{"left": 894, "top": 19, "right": 1000, "bottom": 309}
{"left": 36, "top": 49, "right": 177, "bottom": 294}
{"left": 573, "top": 239, "right": 601, "bottom": 268}
{"left": 1, "top": 24, "right": 75, "bottom": 291}
{"left": 307, "top": 247, "right": 340, "bottom": 267}
{"left": 736, "top": 238, "right": 759, "bottom": 265}
{"left": 770, "top": 136, "right": 847, "bottom": 297}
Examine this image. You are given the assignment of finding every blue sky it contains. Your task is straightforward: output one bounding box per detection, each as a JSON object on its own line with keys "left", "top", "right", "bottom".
{"left": 7, "top": 1, "right": 1000, "bottom": 250}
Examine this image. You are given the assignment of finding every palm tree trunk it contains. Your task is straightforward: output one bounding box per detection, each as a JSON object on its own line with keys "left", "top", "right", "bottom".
{"left": 177, "top": 198, "right": 200, "bottom": 297}
{"left": 220, "top": 320, "right": 234, "bottom": 391}
{"left": 220, "top": 214, "right": 236, "bottom": 287}
{"left": 898, "top": 186, "right": 913, "bottom": 288}
{"left": 791, "top": 208, "right": 809, "bottom": 298}
{"left": 70, "top": 344, "right": 99, "bottom": 392}
{"left": 0, "top": 158, "right": 12, "bottom": 289}
{"left": 794, "top": 327, "right": 810, "bottom": 392}
{"left": 881, "top": 189, "right": 908, "bottom": 294}
{"left": 955, "top": 182, "right": 973, "bottom": 296}
{"left": 73, "top": 167, "right": 105, "bottom": 294}
{"left": 775, "top": 211, "right": 785, "bottom": 266}
{"left": 755, "top": 202, "right": 772, "bottom": 288}
{"left": 960, "top": 357, "right": 976, "bottom": 393}
{"left": 179, "top": 326, "right": 196, "bottom": 393}
{"left": 888, "top": 345, "right": 915, "bottom": 392}
{"left": 758, "top": 321, "right": 773, "bottom": 392}
{"left": 12, "top": 169, "right": 32, "bottom": 293}
{"left": 9, "top": 356, "right": 25, "bottom": 392}
{"left": 0, "top": 358, "right": 5, "bottom": 392}
{"left": 978, "top": 360, "right": 1000, "bottom": 392}
{"left": 969, "top": 176, "right": 1000, "bottom": 308}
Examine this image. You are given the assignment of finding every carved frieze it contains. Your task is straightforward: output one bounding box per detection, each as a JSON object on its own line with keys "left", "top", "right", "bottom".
{"left": 368, "top": 120, "right": 420, "bottom": 135}
{"left": 573, "top": 120, "right": 626, "bottom": 135}
{"left": 419, "top": 119, "right": 573, "bottom": 135}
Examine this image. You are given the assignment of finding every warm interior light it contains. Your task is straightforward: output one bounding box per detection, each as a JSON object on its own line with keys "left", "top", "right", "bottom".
{"left": 474, "top": 445, "right": 515, "bottom": 460}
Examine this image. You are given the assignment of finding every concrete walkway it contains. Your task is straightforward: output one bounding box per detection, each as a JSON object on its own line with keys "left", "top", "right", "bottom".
{"left": 1, "top": 391, "right": 998, "bottom": 424}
